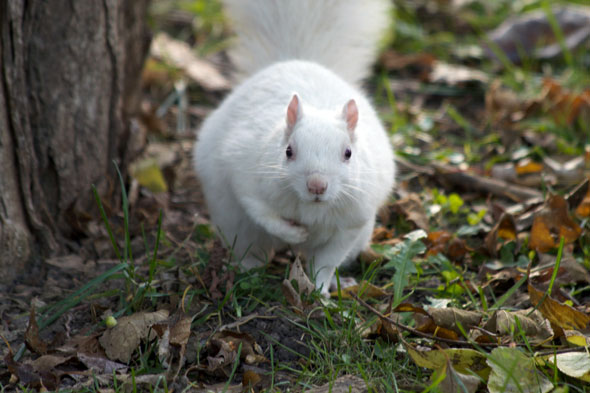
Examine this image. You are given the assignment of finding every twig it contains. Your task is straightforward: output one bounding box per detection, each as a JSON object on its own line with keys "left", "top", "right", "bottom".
{"left": 394, "top": 158, "right": 543, "bottom": 202}
{"left": 352, "top": 293, "right": 492, "bottom": 347}
{"left": 432, "top": 163, "right": 543, "bottom": 202}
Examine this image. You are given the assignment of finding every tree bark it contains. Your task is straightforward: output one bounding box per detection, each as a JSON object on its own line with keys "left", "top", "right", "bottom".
{"left": 0, "top": 1, "right": 151, "bottom": 282}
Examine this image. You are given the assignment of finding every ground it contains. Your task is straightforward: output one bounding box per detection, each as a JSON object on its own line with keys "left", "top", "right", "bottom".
{"left": 2, "top": 0, "right": 590, "bottom": 392}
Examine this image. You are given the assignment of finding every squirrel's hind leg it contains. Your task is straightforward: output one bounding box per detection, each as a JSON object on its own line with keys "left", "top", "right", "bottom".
{"left": 217, "top": 217, "right": 275, "bottom": 271}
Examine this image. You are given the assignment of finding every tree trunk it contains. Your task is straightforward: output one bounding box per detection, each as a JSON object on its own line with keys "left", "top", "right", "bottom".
{"left": 0, "top": 1, "right": 151, "bottom": 282}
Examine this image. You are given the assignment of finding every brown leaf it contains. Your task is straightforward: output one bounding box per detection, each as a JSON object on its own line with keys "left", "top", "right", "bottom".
{"left": 379, "top": 50, "right": 435, "bottom": 72}
{"left": 207, "top": 331, "right": 267, "bottom": 375}
{"left": 484, "top": 212, "right": 516, "bottom": 256}
{"left": 393, "top": 304, "right": 462, "bottom": 340}
{"left": 392, "top": 193, "right": 429, "bottom": 230}
{"left": 242, "top": 369, "right": 262, "bottom": 389}
{"left": 99, "top": 310, "right": 169, "bottom": 363}
{"left": 529, "top": 194, "right": 581, "bottom": 252}
{"left": 281, "top": 256, "right": 317, "bottom": 313}
{"left": 534, "top": 252, "right": 590, "bottom": 286}
{"left": 25, "top": 306, "right": 48, "bottom": 355}
{"left": 150, "top": 33, "right": 230, "bottom": 91}
{"left": 541, "top": 78, "right": 590, "bottom": 125}
{"left": 425, "top": 231, "right": 453, "bottom": 256}
{"left": 415, "top": 316, "right": 459, "bottom": 340}
{"left": 483, "top": 309, "right": 553, "bottom": 343}
{"left": 434, "top": 358, "right": 480, "bottom": 393}
{"left": 5, "top": 352, "right": 47, "bottom": 390}
{"left": 428, "top": 308, "right": 482, "bottom": 334}
{"left": 76, "top": 353, "right": 127, "bottom": 374}
{"left": 528, "top": 281, "right": 590, "bottom": 330}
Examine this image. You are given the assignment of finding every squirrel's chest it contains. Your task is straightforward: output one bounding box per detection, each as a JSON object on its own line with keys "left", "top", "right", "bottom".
{"left": 295, "top": 203, "right": 347, "bottom": 236}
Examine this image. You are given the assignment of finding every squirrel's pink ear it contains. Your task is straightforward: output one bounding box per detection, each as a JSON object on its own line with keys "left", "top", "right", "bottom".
{"left": 342, "top": 99, "right": 358, "bottom": 137}
{"left": 286, "top": 94, "right": 301, "bottom": 131}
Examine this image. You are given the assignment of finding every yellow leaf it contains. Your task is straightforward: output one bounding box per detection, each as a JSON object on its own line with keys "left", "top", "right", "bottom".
{"left": 564, "top": 330, "right": 590, "bottom": 347}
{"left": 528, "top": 282, "right": 590, "bottom": 330}
{"left": 131, "top": 159, "right": 168, "bottom": 193}
{"left": 404, "top": 341, "right": 490, "bottom": 379}
{"left": 515, "top": 159, "right": 543, "bottom": 175}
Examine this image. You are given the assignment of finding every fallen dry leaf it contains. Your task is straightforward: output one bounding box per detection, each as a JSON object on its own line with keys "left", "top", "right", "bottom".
{"left": 242, "top": 369, "right": 262, "bottom": 389}
{"left": 404, "top": 340, "right": 490, "bottom": 380}
{"left": 76, "top": 353, "right": 127, "bottom": 374}
{"left": 529, "top": 194, "right": 581, "bottom": 252}
{"left": 206, "top": 331, "right": 267, "bottom": 375}
{"left": 25, "top": 307, "right": 48, "bottom": 355}
{"left": 539, "top": 78, "right": 590, "bottom": 126}
{"left": 150, "top": 32, "right": 230, "bottom": 91}
{"left": 99, "top": 310, "right": 169, "bottom": 363}
{"left": 528, "top": 281, "right": 590, "bottom": 330}
{"left": 282, "top": 256, "right": 317, "bottom": 313}
{"left": 428, "top": 308, "right": 482, "bottom": 334}
{"left": 487, "top": 347, "right": 552, "bottom": 393}
{"left": 543, "top": 155, "right": 586, "bottom": 186}
{"left": 4, "top": 352, "right": 54, "bottom": 390}
{"left": 483, "top": 309, "right": 553, "bottom": 343}
{"left": 391, "top": 193, "right": 429, "bottom": 230}
{"left": 429, "top": 61, "right": 489, "bottom": 86}
{"left": 129, "top": 158, "right": 168, "bottom": 193}
{"left": 433, "top": 357, "right": 480, "bottom": 393}
{"left": 425, "top": 231, "right": 453, "bottom": 257}
{"left": 484, "top": 212, "right": 517, "bottom": 256}
{"left": 544, "top": 352, "right": 590, "bottom": 382}
{"left": 564, "top": 330, "right": 590, "bottom": 347}
{"left": 379, "top": 50, "right": 435, "bottom": 72}
{"left": 515, "top": 159, "right": 544, "bottom": 176}
{"left": 485, "top": 6, "right": 590, "bottom": 64}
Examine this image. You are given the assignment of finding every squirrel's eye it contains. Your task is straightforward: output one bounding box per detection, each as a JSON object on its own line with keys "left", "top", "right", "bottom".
{"left": 286, "top": 145, "right": 293, "bottom": 158}
{"left": 344, "top": 147, "right": 352, "bottom": 160}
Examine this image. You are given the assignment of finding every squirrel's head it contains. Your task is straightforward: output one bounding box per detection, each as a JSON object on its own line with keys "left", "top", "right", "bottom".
{"left": 282, "top": 94, "right": 358, "bottom": 204}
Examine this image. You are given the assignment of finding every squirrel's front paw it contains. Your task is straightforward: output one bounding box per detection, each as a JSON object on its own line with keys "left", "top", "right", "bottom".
{"left": 276, "top": 220, "right": 308, "bottom": 244}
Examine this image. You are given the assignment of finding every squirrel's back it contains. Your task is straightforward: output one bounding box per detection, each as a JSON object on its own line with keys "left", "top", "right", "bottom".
{"left": 222, "top": 0, "right": 391, "bottom": 85}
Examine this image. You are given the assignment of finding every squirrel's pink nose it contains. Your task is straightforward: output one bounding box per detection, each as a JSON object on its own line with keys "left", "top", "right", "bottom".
{"left": 307, "top": 175, "right": 328, "bottom": 195}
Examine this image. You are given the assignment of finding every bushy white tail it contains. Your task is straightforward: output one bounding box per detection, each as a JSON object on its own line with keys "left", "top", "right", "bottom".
{"left": 222, "top": 0, "right": 392, "bottom": 85}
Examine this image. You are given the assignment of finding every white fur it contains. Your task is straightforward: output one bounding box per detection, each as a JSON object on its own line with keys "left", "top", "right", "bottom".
{"left": 222, "top": 0, "right": 392, "bottom": 85}
{"left": 194, "top": 1, "right": 395, "bottom": 295}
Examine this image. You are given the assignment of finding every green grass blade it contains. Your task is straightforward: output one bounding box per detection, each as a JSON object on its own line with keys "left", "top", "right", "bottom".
{"left": 92, "top": 185, "right": 122, "bottom": 261}
{"left": 489, "top": 274, "right": 527, "bottom": 311}
{"left": 39, "top": 262, "right": 129, "bottom": 328}
{"left": 114, "top": 161, "right": 132, "bottom": 263}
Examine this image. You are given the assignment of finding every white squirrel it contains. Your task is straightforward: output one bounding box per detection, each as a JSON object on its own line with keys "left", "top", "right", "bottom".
{"left": 194, "top": 0, "right": 396, "bottom": 295}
